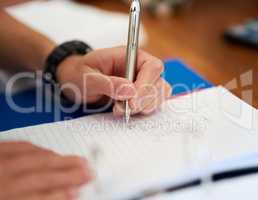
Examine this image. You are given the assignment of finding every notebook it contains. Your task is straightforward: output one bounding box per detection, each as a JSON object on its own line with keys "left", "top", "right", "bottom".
{"left": 0, "top": 86, "right": 258, "bottom": 200}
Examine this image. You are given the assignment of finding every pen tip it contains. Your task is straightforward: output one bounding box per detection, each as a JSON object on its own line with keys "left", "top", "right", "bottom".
{"left": 126, "top": 114, "right": 130, "bottom": 124}
{"left": 124, "top": 101, "right": 131, "bottom": 125}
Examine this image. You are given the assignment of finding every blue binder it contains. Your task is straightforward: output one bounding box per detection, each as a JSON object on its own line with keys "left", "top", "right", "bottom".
{"left": 0, "top": 59, "right": 213, "bottom": 132}
{"left": 162, "top": 59, "right": 213, "bottom": 95}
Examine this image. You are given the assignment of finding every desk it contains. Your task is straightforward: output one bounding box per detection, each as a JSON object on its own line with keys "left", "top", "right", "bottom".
{"left": 80, "top": 0, "right": 258, "bottom": 109}
{"left": 1, "top": 0, "right": 258, "bottom": 108}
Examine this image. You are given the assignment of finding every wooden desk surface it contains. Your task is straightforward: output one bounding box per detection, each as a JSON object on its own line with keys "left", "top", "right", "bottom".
{"left": 2, "top": 0, "right": 258, "bottom": 108}
{"left": 82, "top": 0, "right": 258, "bottom": 109}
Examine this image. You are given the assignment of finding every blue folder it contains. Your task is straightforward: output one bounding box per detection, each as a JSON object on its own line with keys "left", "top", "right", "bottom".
{"left": 0, "top": 59, "right": 213, "bottom": 132}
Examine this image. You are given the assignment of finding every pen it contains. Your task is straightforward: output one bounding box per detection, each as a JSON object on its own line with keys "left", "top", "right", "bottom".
{"left": 124, "top": 0, "right": 141, "bottom": 124}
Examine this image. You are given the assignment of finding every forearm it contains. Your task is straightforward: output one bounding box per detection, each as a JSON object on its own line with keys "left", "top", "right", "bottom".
{"left": 0, "top": 10, "right": 56, "bottom": 72}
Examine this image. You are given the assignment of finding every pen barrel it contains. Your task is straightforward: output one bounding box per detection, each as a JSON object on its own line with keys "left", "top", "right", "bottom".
{"left": 125, "top": 0, "right": 141, "bottom": 82}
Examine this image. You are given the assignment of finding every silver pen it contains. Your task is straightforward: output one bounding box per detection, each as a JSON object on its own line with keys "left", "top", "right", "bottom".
{"left": 125, "top": 0, "right": 141, "bottom": 124}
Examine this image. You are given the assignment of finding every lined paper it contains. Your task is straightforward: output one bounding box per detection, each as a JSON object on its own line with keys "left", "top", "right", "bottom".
{"left": 0, "top": 86, "right": 258, "bottom": 200}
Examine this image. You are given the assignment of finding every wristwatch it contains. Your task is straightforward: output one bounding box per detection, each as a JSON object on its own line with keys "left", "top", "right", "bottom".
{"left": 44, "top": 40, "right": 92, "bottom": 86}
{"left": 43, "top": 40, "right": 92, "bottom": 103}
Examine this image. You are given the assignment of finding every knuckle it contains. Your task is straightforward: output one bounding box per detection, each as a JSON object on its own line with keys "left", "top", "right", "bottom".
{"left": 76, "top": 64, "right": 92, "bottom": 74}
{"left": 40, "top": 172, "right": 66, "bottom": 187}
{"left": 65, "top": 159, "right": 90, "bottom": 182}
{"left": 137, "top": 48, "right": 144, "bottom": 56}
{"left": 157, "top": 78, "right": 165, "bottom": 87}
{"left": 66, "top": 169, "right": 88, "bottom": 185}
{"left": 23, "top": 172, "right": 62, "bottom": 191}
{"left": 67, "top": 156, "right": 85, "bottom": 168}
{"left": 142, "top": 84, "right": 157, "bottom": 95}
{"left": 152, "top": 60, "right": 164, "bottom": 73}
{"left": 75, "top": 167, "right": 87, "bottom": 179}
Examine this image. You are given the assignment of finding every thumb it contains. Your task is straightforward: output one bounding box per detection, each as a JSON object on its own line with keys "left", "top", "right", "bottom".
{"left": 85, "top": 72, "right": 135, "bottom": 101}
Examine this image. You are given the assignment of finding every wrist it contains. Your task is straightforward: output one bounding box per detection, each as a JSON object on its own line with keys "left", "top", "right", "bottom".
{"left": 25, "top": 36, "right": 56, "bottom": 71}
{"left": 38, "top": 42, "right": 56, "bottom": 70}
{"left": 43, "top": 40, "right": 92, "bottom": 104}
{"left": 56, "top": 55, "right": 83, "bottom": 103}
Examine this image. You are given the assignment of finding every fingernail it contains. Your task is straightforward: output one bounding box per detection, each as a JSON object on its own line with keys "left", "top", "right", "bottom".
{"left": 117, "top": 84, "right": 135, "bottom": 99}
{"left": 113, "top": 103, "right": 124, "bottom": 116}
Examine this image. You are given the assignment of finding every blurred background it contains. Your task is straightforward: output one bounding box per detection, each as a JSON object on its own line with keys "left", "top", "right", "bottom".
{"left": 1, "top": 0, "right": 258, "bottom": 108}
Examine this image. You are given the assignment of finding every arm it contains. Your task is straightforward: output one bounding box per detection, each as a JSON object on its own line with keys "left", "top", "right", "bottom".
{"left": 0, "top": 10, "right": 55, "bottom": 71}
{"left": 0, "top": 141, "right": 92, "bottom": 200}
{"left": 0, "top": 9, "right": 171, "bottom": 115}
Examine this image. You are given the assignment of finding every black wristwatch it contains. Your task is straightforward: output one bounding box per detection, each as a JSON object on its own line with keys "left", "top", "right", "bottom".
{"left": 44, "top": 40, "right": 92, "bottom": 85}
{"left": 43, "top": 40, "right": 92, "bottom": 103}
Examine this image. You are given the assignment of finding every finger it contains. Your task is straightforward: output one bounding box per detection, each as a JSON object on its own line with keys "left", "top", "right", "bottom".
{"left": 135, "top": 52, "right": 164, "bottom": 86}
{"left": 130, "top": 80, "right": 161, "bottom": 113}
{"left": 113, "top": 79, "right": 171, "bottom": 116}
{"left": 82, "top": 47, "right": 163, "bottom": 80}
{"left": 82, "top": 46, "right": 127, "bottom": 77}
{"left": 105, "top": 47, "right": 163, "bottom": 79}
{"left": 0, "top": 141, "right": 51, "bottom": 158}
{"left": 130, "top": 78, "right": 171, "bottom": 113}
{"left": 4, "top": 166, "right": 91, "bottom": 198}
{"left": 113, "top": 101, "right": 124, "bottom": 117}
{"left": 141, "top": 81, "right": 171, "bottom": 115}
{"left": 140, "top": 91, "right": 170, "bottom": 115}
{"left": 83, "top": 71, "right": 136, "bottom": 101}
{"left": 60, "top": 63, "right": 135, "bottom": 104}
{"left": 1, "top": 153, "right": 90, "bottom": 178}
{"left": 140, "top": 98, "right": 162, "bottom": 116}
{"left": 113, "top": 83, "right": 157, "bottom": 116}
{"left": 16, "top": 189, "right": 79, "bottom": 200}
{"left": 131, "top": 59, "right": 164, "bottom": 110}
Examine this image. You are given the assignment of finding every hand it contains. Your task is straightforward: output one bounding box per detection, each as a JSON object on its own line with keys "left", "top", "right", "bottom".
{"left": 57, "top": 46, "right": 172, "bottom": 116}
{"left": 0, "top": 141, "right": 92, "bottom": 200}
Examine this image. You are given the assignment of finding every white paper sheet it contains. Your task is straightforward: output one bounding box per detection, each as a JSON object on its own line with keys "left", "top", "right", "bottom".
{"left": 0, "top": 86, "right": 258, "bottom": 200}
{"left": 6, "top": 0, "right": 148, "bottom": 49}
